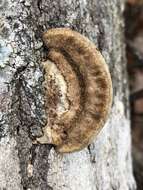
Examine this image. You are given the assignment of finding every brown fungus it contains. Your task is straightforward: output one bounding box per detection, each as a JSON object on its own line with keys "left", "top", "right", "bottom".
{"left": 36, "top": 28, "right": 112, "bottom": 153}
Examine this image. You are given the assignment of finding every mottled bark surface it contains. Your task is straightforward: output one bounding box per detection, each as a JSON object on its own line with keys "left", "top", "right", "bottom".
{"left": 0, "top": 0, "right": 136, "bottom": 190}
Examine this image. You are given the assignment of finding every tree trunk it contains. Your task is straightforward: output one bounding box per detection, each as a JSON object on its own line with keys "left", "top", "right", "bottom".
{"left": 0, "top": 0, "right": 136, "bottom": 189}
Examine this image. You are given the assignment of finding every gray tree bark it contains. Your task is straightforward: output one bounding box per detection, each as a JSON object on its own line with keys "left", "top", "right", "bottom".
{"left": 0, "top": 0, "right": 136, "bottom": 190}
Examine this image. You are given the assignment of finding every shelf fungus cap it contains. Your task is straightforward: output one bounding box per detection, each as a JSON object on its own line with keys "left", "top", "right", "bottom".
{"left": 36, "top": 28, "right": 113, "bottom": 153}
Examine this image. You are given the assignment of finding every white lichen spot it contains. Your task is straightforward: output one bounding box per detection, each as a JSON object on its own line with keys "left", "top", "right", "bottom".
{"left": 0, "top": 0, "right": 6, "bottom": 9}
{"left": 115, "top": 99, "right": 125, "bottom": 116}
{"left": 34, "top": 41, "right": 43, "bottom": 50}
{"left": 27, "top": 162, "right": 33, "bottom": 177}
{"left": 79, "top": 0, "right": 87, "bottom": 17}
{"left": 24, "top": 0, "right": 31, "bottom": 7}
{"left": 0, "top": 39, "right": 12, "bottom": 68}
{"left": 34, "top": 68, "right": 43, "bottom": 82}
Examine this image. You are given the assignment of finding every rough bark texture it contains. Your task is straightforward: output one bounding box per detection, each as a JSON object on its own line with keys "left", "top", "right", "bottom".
{"left": 0, "top": 0, "right": 136, "bottom": 190}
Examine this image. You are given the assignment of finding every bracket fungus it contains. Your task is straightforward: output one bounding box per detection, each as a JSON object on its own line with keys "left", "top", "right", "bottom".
{"left": 36, "top": 28, "right": 112, "bottom": 153}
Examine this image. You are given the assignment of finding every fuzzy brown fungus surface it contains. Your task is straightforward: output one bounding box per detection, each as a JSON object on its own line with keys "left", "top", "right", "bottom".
{"left": 36, "top": 28, "right": 113, "bottom": 153}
